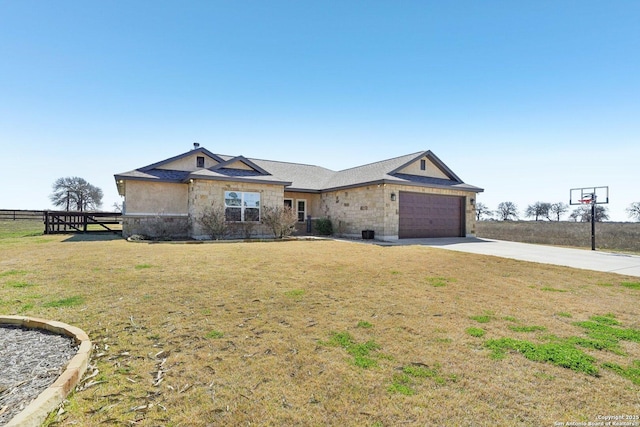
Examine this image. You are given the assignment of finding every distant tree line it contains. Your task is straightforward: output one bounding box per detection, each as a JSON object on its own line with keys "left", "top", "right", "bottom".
{"left": 476, "top": 200, "right": 640, "bottom": 222}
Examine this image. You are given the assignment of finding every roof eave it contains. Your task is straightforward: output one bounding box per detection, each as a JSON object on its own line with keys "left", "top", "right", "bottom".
{"left": 186, "top": 175, "right": 292, "bottom": 187}
{"left": 321, "top": 178, "right": 483, "bottom": 193}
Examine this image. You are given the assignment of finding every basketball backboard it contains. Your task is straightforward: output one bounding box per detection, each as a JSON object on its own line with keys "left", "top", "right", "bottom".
{"left": 569, "top": 186, "right": 609, "bottom": 205}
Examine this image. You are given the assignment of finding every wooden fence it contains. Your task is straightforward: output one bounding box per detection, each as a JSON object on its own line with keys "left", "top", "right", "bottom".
{"left": 44, "top": 211, "right": 122, "bottom": 234}
{"left": 0, "top": 209, "right": 122, "bottom": 234}
{"left": 0, "top": 209, "right": 46, "bottom": 221}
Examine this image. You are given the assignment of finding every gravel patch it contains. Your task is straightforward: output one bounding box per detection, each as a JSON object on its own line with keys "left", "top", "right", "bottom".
{"left": 0, "top": 325, "right": 78, "bottom": 425}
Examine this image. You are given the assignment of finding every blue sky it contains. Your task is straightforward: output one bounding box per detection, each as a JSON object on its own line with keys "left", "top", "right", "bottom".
{"left": 1, "top": 1, "right": 638, "bottom": 221}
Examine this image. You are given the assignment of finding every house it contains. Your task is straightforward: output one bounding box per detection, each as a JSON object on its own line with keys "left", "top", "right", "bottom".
{"left": 114, "top": 144, "right": 483, "bottom": 240}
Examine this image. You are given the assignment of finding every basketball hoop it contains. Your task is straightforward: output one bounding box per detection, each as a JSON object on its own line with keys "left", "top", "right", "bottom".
{"left": 569, "top": 186, "right": 608, "bottom": 251}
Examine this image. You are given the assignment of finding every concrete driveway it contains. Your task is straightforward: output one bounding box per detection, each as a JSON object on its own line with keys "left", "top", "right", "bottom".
{"left": 383, "top": 237, "right": 640, "bottom": 277}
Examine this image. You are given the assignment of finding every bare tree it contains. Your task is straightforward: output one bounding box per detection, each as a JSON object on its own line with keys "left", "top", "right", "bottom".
{"left": 496, "top": 201, "right": 518, "bottom": 221}
{"left": 569, "top": 205, "right": 609, "bottom": 222}
{"left": 525, "top": 202, "right": 551, "bottom": 221}
{"left": 475, "top": 202, "right": 492, "bottom": 221}
{"left": 261, "top": 206, "right": 298, "bottom": 238}
{"left": 50, "top": 177, "right": 103, "bottom": 211}
{"left": 549, "top": 202, "right": 569, "bottom": 221}
{"left": 627, "top": 202, "right": 640, "bottom": 222}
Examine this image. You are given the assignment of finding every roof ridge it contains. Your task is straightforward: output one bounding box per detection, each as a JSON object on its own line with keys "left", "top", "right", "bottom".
{"left": 336, "top": 151, "right": 425, "bottom": 172}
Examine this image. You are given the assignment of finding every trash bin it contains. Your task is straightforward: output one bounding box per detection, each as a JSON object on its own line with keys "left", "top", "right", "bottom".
{"left": 362, "top": 230, "right": 374, "bottom": 239}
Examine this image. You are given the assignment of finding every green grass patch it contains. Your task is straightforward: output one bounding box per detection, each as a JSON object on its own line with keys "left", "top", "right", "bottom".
{"left": 284, "top": 289, "right": 305, "bottom": 298}
{"left": 556, "top": 312, "right": 572, "bottom": 318}
{"left": 541, "top": 286, "right": 567, "bottom": 292}
{"left": 620, "top": 281, "right": 640, "bottom": 290}
{"left": 0, "top": 269, "right": 28, "bottom": 277}
{"left": 135, "top": 263, "right": 153, "bottom": 269}
{"left": 6, "top": 281, "right": 35, "bottom": 288}
{"left": 484, "top": 338, "right": 598, "bottom": 375}
{"left": 388, "top": 363, "right": 454, "bottom": 394}
{"left": 321, "top": 331, "right": 381, "bottom": 369}
{"left": 470, "top": 314, "right": 492, "bottom": 323}
{"left": 502, "top": 316, "right": 518, "bottom": 322}
{"left": 602, "top": 360, "right": 640, "bottom": 385}
{"left": 466, "top": 327, "right": 485, "bottom": 338}
{"left": 357, "top": 320, "right": 373, "bottom": 329}
{"left": 574, "top": 318, "right": 640, "bottom": 344}
{"left": 43, "top": 295, "right": 84, "bottom": 308}
{"left": 0, "top": 220, "right": 43, "bottom": 239}
{"left": 426, "top": 276, "right": 455, "bottom": 287}
{"left": 486, "top": 315, "right": 640, "bottom": 382}
{"left": 18, "top": 303, "right": 34, "bottom": 313}
{"left": 205, "top": 330, "right": 224, "bottom": 339}
{"left": 388, "top": 374, "right": 415, "bottom": 395}
{"left": 508, "top": 325, "right": 547, "bottom": 333}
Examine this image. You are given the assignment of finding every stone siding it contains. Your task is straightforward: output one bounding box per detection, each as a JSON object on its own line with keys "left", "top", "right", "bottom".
{"left": 318, "top": 185, "right": 386, "bottom": 238}
{"left": 188, "top": 179, "right": 284, "bottom": 239}
{"left": 317, "top": 184, "right": 476, "bottom": 240}
{"left": 122, "top": 215, "right": 190, "bottom": 239}
{"left": 124, "top": 181, "right": 188, "bottom": 215}
{"left": 122, "top": 179, "right": 477, "bottom": 240}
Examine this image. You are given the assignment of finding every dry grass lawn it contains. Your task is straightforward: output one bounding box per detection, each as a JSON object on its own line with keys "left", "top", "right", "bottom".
{"left": 1, "top": 226, "right": 639, "bottom": 426}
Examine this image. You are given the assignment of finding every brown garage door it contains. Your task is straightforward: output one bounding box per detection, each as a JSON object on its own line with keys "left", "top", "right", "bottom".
{"left": 399, "top": 192, "right": 464, "bottom": 238}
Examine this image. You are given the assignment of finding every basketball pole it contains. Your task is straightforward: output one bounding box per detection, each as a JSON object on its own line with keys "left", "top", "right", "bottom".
{"left": 590, "top": 200, "right": 596, "bottom": 251}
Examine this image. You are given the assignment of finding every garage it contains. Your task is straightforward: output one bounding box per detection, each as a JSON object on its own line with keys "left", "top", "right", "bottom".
{"left": 398, "top": 192, "right": 464, "bottom": 238}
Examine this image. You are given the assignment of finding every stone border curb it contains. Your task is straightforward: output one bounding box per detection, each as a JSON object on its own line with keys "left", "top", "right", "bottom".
{"left": 0, "top": 315, "right": 92, "bottom": 427}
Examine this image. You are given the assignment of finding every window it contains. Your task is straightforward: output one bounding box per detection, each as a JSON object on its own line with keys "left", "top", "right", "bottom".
{"left": 284, "top": 199, "right": 293, "bottom": 209}
{"left": 196, "top": 156, "right": 205, "bottom": 168}
{"left": 224, "top": 191, "right": 260, "bottom": 222}
{"left": 296, "top": 200, "right": 306, "bottom": 222}
{"left": 420, "top": 159, "right": 426, "bottom": 171}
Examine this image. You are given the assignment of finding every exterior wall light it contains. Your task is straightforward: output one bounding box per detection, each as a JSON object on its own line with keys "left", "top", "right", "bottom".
{"left": 390, "top": 192, "right": 396, "bottom": 201}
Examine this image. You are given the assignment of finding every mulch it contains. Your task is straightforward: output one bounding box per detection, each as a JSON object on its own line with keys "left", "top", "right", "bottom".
{"left": 0, "top": 325, "right": 77, "bottom": 425}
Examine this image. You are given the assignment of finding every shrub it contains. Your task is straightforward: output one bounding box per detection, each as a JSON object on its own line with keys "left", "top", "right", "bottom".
{"left": 261, "top": 206, "right": 298, "bottom": 238}
{"left": 197, "top": 203, "right": 228, "bottom": 240}
{"left": 314, "top": 218, "right": 333, "bottom": 235}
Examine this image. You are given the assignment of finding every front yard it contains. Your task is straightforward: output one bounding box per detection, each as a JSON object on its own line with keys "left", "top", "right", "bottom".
{"left": 0, "top": 229, "right": 639, "bottom": 426}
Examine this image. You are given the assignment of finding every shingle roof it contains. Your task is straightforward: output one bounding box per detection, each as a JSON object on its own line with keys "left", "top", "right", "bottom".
{"left": 115, "top": 148, "right": 483, "bottom": 193}
{"left": 321, "top": 152, "right": 423, "bottom": 190}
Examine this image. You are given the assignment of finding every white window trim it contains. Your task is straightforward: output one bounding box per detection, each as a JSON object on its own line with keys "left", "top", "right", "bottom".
{"left": 224, "top": 191, "right": 261, "bottom": 222}
{"left": 296, "top": 199, "right": 307, "bottom": 223}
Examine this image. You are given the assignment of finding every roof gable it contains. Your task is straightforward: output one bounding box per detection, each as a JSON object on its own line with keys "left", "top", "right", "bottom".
{"left": 115, "top": 146, "right": 482, "bottom": 194}
{"left": 389, "top": 151, "right": 461, "bottom": 181}
{"left": 140, "top": 147, "right": 224, "bottom": 172}
{"left": 210, "top": 156, "right": 271, "bottom": 175}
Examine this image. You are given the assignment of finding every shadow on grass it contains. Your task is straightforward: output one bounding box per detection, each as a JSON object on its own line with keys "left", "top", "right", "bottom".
{"left": 62, "top": 233, "right": 123, "bottom": 243}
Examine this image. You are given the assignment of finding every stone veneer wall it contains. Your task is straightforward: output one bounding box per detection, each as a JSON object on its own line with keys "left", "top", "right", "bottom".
{"left": 188, "top": 179, "right": 284, "bottom": 239}
{"left": 318, "top": 184, "right": 477, "bottom": 240}
{"left": 318, "top": 185, "right": 386, "bottom": 238}
{"left": 122, "top": 215, "right": 190, "bottom": 239}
